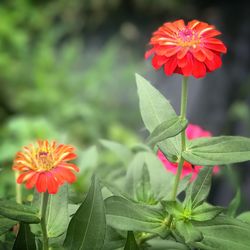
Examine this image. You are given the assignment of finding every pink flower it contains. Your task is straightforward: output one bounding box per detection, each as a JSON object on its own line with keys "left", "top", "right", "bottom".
{"left": 158, "top": 124, "right": 219, "bottom": 180}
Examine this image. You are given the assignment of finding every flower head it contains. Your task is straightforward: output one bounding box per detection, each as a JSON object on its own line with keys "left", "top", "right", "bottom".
{"left": 13, "top": 140, "right": 79, "bottom": 194}
{"left": 145, "top": 19, "right": 227, "bottom": 78}
{"left": 158, "top": 124, "right": 219, "bottom": 180}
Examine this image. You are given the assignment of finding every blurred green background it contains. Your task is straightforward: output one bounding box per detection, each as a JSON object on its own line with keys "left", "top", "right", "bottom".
{"left": 0, "top": 0, "right": 250, "bottom": 208}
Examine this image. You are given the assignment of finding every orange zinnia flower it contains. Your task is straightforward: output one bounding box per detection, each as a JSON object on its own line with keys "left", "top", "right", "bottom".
{"left": 145, "top": 19, "right": 227, "bottom": 78}
{"left": 13, "top": 140, "right": 79, "bottom": 194}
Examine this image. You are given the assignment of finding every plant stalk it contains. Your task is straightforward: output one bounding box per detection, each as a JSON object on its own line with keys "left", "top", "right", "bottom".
{"left": 14, "top": 171, "right": 22, "bottom": 204}
{"left": 40, "top": 192, "right": 49, "bottom": 250}
{"left": 171, "top": 76, "right": 188, "bottom": 200}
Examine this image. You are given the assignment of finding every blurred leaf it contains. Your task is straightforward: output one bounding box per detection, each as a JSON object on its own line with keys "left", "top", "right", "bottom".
{"left": 100, "top": 139, "right": 133, "bottom": 165}
{"left": 147, "top": 117, "right": 187, "bottom": 147}
{"left": 135, "top": 73, "right": 176, "bottom": 132}
{"left": 13, "top": 223, "right": 36, "bottom": 250}
{"left": 135, "top": 164, "right": 155, "bottom": 204}
{"left": 227, "top": 189, "right": 241, "bottom": 217}
{"left": 185, "top": 167, "right": 213, "bottom": 209}
{"left": 192, "top": 216, "right": 250, "bottom": 250}
{"left": 175, "top": 221, "right": 203, "bottom": 244}
{"left": 0, "top": 216, "right": 17, "bottom": 236}
{"left": 164, "top": 201, "right": 184, "bottom": 219}
{"left": 103, "top": 226, "right": 125, "bottom": 250}
{"left": 78, "top": 146, "right": 98, "bottom": 171}
{"left": 237, "top": 212, "right": 250, "bottom": 224}
{"left": 125, "top": 151, "right": 175, "bottom": 201}
{"left": 191, "top": 203, "right": 224, "bottom": 222}
{"left": 0, "top": 200, "right": 40, "bottom": 224}
{"left": 183, "top": 136, "right": 250, "bottom": 165}
{"left": 147, "top": 238, "right": 189, "bottom": 250}
{"left": 64, "top": 176, "right": 106, "bottom": 250}
{"left": 105, "top": 196, "right": 168, "bottom": 238}
{"left": 124, "top": 231, "right": 139, "bottom": 250}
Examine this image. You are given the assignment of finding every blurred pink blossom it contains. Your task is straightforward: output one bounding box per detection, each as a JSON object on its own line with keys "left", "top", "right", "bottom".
{"left": 158, "top": 124, "right": 219, "bottom": 181}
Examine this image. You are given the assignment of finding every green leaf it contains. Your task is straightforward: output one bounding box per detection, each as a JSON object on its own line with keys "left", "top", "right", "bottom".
{"left": 192, "top": 216, "right": 250, "bottom": 250}
{"left": 125, "top": 151, "right": 176, "bottom": 201}
{"left": 175, "top": 220, "right": 203, "bottom": 244}
{"left": 164, "top": 201, "right": 184, "bottom": 219}
{"left": 103, "top": 226, "right": 125, "bottom": 250}
{"left": 227, "top": 189, "right": 241, "bottom": 217}
{"left": 135, "top": 164, "right": 155, "bottom": 204}
{"left": 186, "top": 167, "right": 213, "bottom": 208}
{"left": 64, "top": 176, "right": 106, "bottom": 250}
{"left": 0, "top": 200, "right": 40, "bottom": 224}
{"left": 46, "top": 185, "right": 69, "bottom": 238}
{"left": 135, "top": 73, "right": 176, "bottom": 132}
{"left": 100, "top": 139, "right": 133, "bottom": 165}
{"left": 237, "top": 212, "right": 250, "bottom": 224}
{"left": 13, "top": 223, "right": 36, "bottom": 250}
{"left": 148, "top": 238, "right": 190, "bottom": 250}
{"left": 105, "top": 196, "right": 168, "bottom": 238}
{"left": 191, "top": 203, "right": 224, "bottom": 221}
{"left": 32, "top": 185, "right": 69, "bottom": 238}
{"left": 146, "top": 117, "right": 188, "bottom": 147}
{"left": 183, "top": 136, "right": 250, "bottom": 165}
{"left": 124, "top": 231, "right": 139, "bottom": 250}
{"left": 78, "top": 145, "right": 98, "bottom": 171}
{"left": 0, "top": 216, "right": 17, "bottom": 236}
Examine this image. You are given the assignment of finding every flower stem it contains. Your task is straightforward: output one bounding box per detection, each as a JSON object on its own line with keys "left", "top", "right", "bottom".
{"left": 40, "top": 192, "right": 49, "bottom": 250}
{"left": 14, "top": 171, "right": 22, "bottom": 204}
{"left": 171, "top": 76, "right": 188, "bottom": 200}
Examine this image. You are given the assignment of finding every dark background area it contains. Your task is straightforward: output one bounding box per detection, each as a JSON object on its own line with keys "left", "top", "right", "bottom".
{"left": 0, "top": 0, "right": 250, "bottom": 210}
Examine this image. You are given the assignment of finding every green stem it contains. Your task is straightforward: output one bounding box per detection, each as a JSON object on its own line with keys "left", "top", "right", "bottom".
{"left": 40, "top": 192, "right": 49, "bottom": 250}
{"left": 14, "top": 171, "right": 22, "bottom": 204}
{"left": 171, "top": 76, "right": 188, "bottom": 200}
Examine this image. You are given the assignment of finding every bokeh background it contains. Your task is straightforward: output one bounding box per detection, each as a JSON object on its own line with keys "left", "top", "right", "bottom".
{"left": 0, "top": 0, "right": 250, "bottom": 210}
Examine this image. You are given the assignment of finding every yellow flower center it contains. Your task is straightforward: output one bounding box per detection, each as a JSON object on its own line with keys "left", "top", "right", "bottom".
{"left": 36, "top": 150, "right": 55, "bottom": 171}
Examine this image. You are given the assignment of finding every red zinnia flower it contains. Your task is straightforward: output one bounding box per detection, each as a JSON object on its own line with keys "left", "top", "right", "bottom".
{"left": 158, "top": 124, "right": 219, "bottom": 180}
{"left": 13, "top": 140, "right": 79, "bottom": 194}
{"left": 145, "top": 19, "right": 227, "bottom": 78}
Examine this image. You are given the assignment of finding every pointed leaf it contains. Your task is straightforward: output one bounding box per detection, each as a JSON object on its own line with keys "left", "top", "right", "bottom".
{"left": 227, "top": 189, "right": 241, "bottom": 217}
{"left": 0, "top": 200, "right": 40, "bottom": 224}
{"left": 175, "top": 221, "right": 203, "bottom": 244}
{"left": 13, "top": 223, "right": 36, "bottom": 250}
{"left": 147, "top": 117, "right": 188, "bottom": 147}
{"left": 124, "top": 231, "right": 139, "bottom": 250}
{"left": 191, "top": 203, "right": 224, "bottom": 221}
{"left": 105, "top": 196, "right": 168, "bottom": 237}
{"left": 135, "top": 164, "right": 155, "bottom": 204}
{"left": 103, "top": 226, "right": 125, "bottom": 250}
{"left": 64, "top": 176, "right": 106, "bottom": 250}
{"left": 135, "top": 73, "right": 176, "bottom": 132}
{"left": 192, "top": 216, "right": 250, "bottom": 250}
{"left": 125, "top": 151, "right": 175, "bottom": 201}
{"left": 186, "top": 167, "right": 213, "bottom": 208}
{"left": 183, "top": 136, "right": 250, "bottom": 165}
